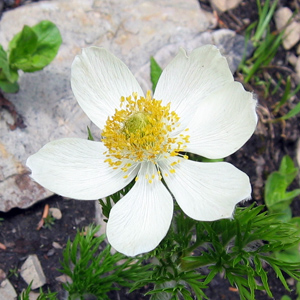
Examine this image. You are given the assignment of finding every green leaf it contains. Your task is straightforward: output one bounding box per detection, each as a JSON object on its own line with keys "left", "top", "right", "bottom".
{"left": 280, "top": 102, "right": 300, "bottom": 120}
{"left": 274, "top": 76, "right": 292, "bottom": 111}
{"left": 279, "top": 155, "right": 298, "bottom": 185}
{"left": 87, "top": 126, "right": 94, "bottom": 141}
{"left": 275, "top": 243, "right": 300, "bottom": 263}
{"left": 0, "top": 80, "right": 19, "bottom": 93}
{"left": 18, "top": 281, "right": 58, "bottom": 300}
{"left": 9, "top": 20, "right": 62, "bottom": 72}
{"left": 284, "top": 189, "right": 300, "bottom": 202}
{"left": 265, "top": 155, "right": 299, "bottom": 212}
{"left": 0, "top": 45, "right": 19, "bottom": 84}
{"left": 291, "top": 217, "right": 300, "bottom": 231}
{"left": 198, "top": 156, "right": 223, "bottom": 162}
{"left": 275, "top": 217, "right": 300, "bottom": 263}
{"left": 9, "top": 25, "right": 38, "bottom": 69}
{"left": 254, "top": 256, "right": 273, "bottom": 297}
{"left": 180, "top": 289, "right": 193, "bottom": 300}
{"left": 150, "top": 56, "right": 162, "bottom": 93}
{"left": 265, "top": 172, "right": 289, "bottom": 209}
{"left": 273, "top": 206, "right": 292, "bottom": 222}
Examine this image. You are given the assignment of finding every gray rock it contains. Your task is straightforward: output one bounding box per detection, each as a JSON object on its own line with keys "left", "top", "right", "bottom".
{"left": 275, "top": 7, "right": 300, "bottom": 50}
{"left": 49, "top": 207, "right": 62, "bottom": 220}
{"left": 28, "top": 292, "right": 40, "bottom": 300}
{"left": 295, "top": 57, "right": 300, "bottom": 83}
{"left": 0, "top": 279, "right": 17, "bottom": 300}
{"left": 287, "top": 53, "right": 298, "bottom": 66}
{"left": 210, "top": 0, "right": 242, "bottom": 12}
{"left": 20, "top": 255, "right": 46, "bottom": 290}
{"left": 55, "top": 274, "right": 72, "bottom": 284}
{"left": 0, "top": 269, "right": 6, "bottom": 282}
{"left": 297, "top": 44, "right": 300, "bottom": 55}
{"left": 211, "top": 29, "right": 254, "bottom": 73}
{"left": 0, "top": 0, "right": 249, "bottom": 212}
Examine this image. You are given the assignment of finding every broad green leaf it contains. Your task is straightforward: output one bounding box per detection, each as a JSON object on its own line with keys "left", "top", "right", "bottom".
{"left": 268, "top": 191, "right": 300, "bottom": 213}
{"left": 0, "top": 79, "right": 19, "bottom": 93}
{"left": 270, "top": 206, "right": 292, "bottom": 222}
{"left": 284, "top": 189, "right": 300, "bottom": 202}
{"left": 150, "top": 56, "right": 162, "bottom": 93}
{"left": 279, "top": 155, "right": 298, "bottom": 185}
{"left": 265, "top": 155, "right": 299, "bottom": 211}
{"left": 0, "top": 45, "right": 18, "bottom": 83}
{"left": 9, "top": 20, "right": 62, "bottom": 72}
{"left": 265, "top": 172, "right": 287, "bottom": 207}
{"left": 9, "top": 25, "right": 38, "bottom": 69}
{"left": 291, "top": 217, "right": 300, "bottom": 232}
{"left": 275, "top": 243, "right": 300, "bottom": 263}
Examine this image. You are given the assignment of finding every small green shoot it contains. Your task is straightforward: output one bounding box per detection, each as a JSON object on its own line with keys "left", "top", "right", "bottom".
{"left": 43, "top": 213, "right": 56, "bottom": 229}
{"left": 8, "top": 267, "right": 19, "bottom": 279}
{"left": 87, "top": 126, "right": 95, "bottom": 141}
{"left": 0, "top": 20, "right": 62, "bottom": 93}
{"left": 150, "top": 56, "right": 162, "bottom": 93}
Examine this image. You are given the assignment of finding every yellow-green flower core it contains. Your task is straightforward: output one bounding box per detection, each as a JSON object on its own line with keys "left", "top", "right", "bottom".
{"left": 102, "top": 91, "right": 190, "bottom": 181}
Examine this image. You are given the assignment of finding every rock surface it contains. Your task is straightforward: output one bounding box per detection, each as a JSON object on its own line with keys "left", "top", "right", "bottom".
{"left": 20, "top": 254, "right": 46, "bottom": 289}
{"left": 274, "top": 7, "right": 300, "bottom": 50}
{"left": 0, "top": 278, "right": 17, "bottom": 300}
{"left": 49, "top": 207, "right": 62, "bottom": 220}
{"left": 210, "top": 0, "right": 242, "bottom": 12}
{"left": 0, "top": 0, "right": 250, "bottom": 212}
{"left": 28, "top": 292, "right": 40, "bottom": 300}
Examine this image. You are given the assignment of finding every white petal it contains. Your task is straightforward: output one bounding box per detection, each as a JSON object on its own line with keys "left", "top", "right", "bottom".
{"left": 71, "top": 47, "right": 144, "bottom": 129}
{"left": 154, "top": 46, "right": 233, "bottom": 131}
{"left": 107, "top": 162, "right": 173, "bottom": 256}
{"left": 186, "top": 81, "right": 257, "bottom": 159}
{"left": 26, "top": 138, "right": 139, "bottom": 200}
{"left": 160, "top": 158, "right": 251, "bottom": 221}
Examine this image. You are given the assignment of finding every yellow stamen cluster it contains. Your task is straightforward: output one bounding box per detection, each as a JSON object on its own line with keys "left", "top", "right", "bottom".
{"left": 102, "top": 91, "right": 190, "bottom": 179}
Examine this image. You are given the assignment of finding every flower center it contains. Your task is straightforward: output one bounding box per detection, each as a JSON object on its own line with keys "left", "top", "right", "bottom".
{"left": 102, "top": 91, "right": 190, "bottom": 179}
{"left": 124, "top": 112, "right": 150, "bottom": 138}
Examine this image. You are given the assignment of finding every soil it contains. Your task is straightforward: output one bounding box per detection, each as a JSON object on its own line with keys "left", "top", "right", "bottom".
{"left": 1, "top": 0, "right": 300, "bottom": 299}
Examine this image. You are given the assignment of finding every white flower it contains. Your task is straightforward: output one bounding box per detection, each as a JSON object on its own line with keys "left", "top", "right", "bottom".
{"left": 26, "top": 46, "right": 257, "bottom": 256}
